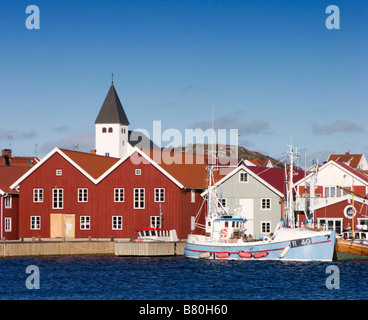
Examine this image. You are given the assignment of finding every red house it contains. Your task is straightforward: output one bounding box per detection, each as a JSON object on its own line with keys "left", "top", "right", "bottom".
{"left": 0, "top": 166, "right": 30, "bottom": 240}
{"left": 294, "top": 160, "right": 368, "bottom": 234}
{"left": 11, "top": 147, "right": 207, "bottom": 240}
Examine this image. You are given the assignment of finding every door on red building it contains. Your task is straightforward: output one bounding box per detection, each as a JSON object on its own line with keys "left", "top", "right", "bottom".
{"left": 50, "top": 214, "right": 75, "bottom": 238}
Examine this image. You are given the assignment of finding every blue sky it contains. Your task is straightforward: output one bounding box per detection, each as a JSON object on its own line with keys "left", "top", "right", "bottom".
{"left": 0, "top": 0, "right": 367, "bottom": 166}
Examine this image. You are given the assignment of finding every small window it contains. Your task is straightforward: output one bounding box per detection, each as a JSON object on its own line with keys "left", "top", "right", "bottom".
{"left": 80, "top": 216, "right": 90, "bottom": 230}
{"left": 135, "top": 169, "right": 141, "bottom": 175}
{"left": 56, "top": 169, "right": 62, "bottom": 176}
{"left": 102, "top": 127, "right": 107, "bottom": 133}
{"left": 114, "top": 188, "right": 124, "bottom": 202}
{"left": 261, "top": 198, "right": 271, "bottom": 210}
{"left": 78, "top": 188, "right": 88, "bottom": 202}
{"left": 151, "top": 216, "right": 161, "bottom": 228}
{"left": 112, "top": 216, "right": 123, "bottom": 230}
{"left": 154, "top": 188, "right": 165, "bottom": 202}
{"left": 33, "top": 189, "right": 43, "bottom": 203}
{"left": 191, "top": 216, "right": 196, "bottom": 231}
{"left": 5, "top": 218, "right": 12, "bottom": 232}
{"left": 261, "top": 222, "right": 271, "bottom": 233}
{"left": 218, "top": 198, "right": 227, "bottom": 208}
{"left": 31, "top": 216, "right": 41, "bottom": 230}
{"left": 191, "top": 189, "right": 195, "bottom": 203}
{"left": 108, "top": 127, "right": 113, "bottom": 133}
{"left": 239, "top": 172, "right": 248, "bottom": 183}
{"left": 4, "top": 195, "right": 12, "bottom": 208}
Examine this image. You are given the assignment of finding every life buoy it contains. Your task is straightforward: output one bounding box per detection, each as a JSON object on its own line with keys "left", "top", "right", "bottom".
{"left": 219, "top": 228, "right": 228, "bottom": 238}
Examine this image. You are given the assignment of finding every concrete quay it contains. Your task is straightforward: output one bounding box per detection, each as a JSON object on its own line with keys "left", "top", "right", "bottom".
{"left": 0, "top": 238, "right": 186, "bottom": 258}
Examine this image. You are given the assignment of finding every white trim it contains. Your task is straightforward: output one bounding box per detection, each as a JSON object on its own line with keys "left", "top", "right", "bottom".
{"left": 96, "top": 147, "right": 185, "bottom": 189}
{"left": 10, "top": 147, "right": 185, "bottom": 191}
{"left": 294, "top": 160, "right": 368, "bottom": 188}
{"left": 311, "top": 194, "right": 366, "bottom": 211}
{"left": 10, "top": 148, "right": 98, "bottom": 190}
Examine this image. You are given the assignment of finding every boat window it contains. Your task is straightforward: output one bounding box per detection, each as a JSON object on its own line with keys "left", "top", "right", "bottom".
{"left": 362, "top": 233, "right": 366, "bottom": 239}
{"left": 152, "top": 231, "right": 156, "bottom": 236}
{"left": 225, "top": 221, "right": 228, "bottom": 228}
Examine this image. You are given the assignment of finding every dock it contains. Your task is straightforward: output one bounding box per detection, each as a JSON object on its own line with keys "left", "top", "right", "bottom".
{"left": 0, "top": 238, "right": 186, "bottom": 258}
{"left": 115, "top": 240, "right": 186, "bottom": 256}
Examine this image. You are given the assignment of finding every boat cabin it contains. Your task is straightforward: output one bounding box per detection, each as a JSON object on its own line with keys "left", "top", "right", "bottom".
{"left": 133, "top": 227, "right": 179, "bottom": 242}
{"left": 342, "top": 230, "right": 368, "bottom": 244}
{"left": 206, "top": 216, "right": 246, "bottom": 242}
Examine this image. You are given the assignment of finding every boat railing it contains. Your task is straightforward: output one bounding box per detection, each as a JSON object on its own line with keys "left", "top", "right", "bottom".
{"left": 282, "top": 220, "right": 334, "bottom": 231}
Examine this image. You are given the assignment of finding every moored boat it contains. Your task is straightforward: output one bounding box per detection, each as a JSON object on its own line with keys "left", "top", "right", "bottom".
{"left": 184, "top": 143, "right": 336, "bottom": 261}
{"left": 132, "top": 227, "right": 179, "bottom": 242}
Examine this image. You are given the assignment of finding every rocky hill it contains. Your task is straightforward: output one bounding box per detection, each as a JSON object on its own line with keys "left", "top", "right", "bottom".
{"left": 180, "top": 144, "right": 286, "bottom": 169}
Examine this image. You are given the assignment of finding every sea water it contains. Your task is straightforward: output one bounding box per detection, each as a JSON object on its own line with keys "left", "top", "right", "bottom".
{"left": 0, "top": 255, "right": 366, "bottom": 300}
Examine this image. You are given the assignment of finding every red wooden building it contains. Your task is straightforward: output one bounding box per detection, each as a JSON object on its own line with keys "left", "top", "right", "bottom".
{"left": 11, "top": 147, "right": 207, "bottom": 240}
{"left": 0, "top": 166, "right": 30, "bottom": 240}
{"left": 294, "top": 160, "right": 368, "bottom": 234}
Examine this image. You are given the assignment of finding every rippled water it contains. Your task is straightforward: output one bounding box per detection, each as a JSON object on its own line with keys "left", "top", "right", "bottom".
{"left": 0, "top": 255, "right": 367, "bottom": 300}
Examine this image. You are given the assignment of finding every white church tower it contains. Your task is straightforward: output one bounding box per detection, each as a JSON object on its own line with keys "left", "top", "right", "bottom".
{"left": 95, "top": 82, "right": 130, "bottom": 158}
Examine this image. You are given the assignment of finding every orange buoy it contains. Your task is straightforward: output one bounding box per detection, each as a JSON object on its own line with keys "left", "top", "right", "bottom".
{"left": 253, "top": 252, "right": 268, "bottom": 259}
{"left": 216, "top": 252, "right": 230, "bottom": 259}
{"left": 238, "top": 251, "right": 252, "bottom": 258}
{"left": 219, "top": 228, "right": 228, "bottom": 238}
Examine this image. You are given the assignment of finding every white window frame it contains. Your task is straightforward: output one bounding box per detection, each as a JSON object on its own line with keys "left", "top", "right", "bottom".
{"left": 33, "top": 188, "right": 44, "bottom": 203}
{"left": 218, "top": 198, "right": 227, "bottom": 208}
{"left": 80, "top": 216, "right": 90, "bottom": 230}
{"left": 154, "top": 188, "right": 165, "bottom": 202}
{"left": 191, "top": 189, "right": 195, "bottom": 203}
{"left": 261, "top": 221, "right": 271, "bottom": 234}
{"left": 191, "top": 216, "right": 196, "bottom": 231}
{"left": 112, "top": 216, "right": 123, "bottom": 230}
{"left": 134, "top": 188, "right": 145, "bottom": 209}
{"left": 135, "top": 169, "right": 141, "bottom": 175}
{"left": 324, "top": 186, "right": 337, "bottom": 198}
{"left": 56, "top": 169, "right": 62, "bottom": 176}
{"left": 52, "top": 188, "right": 63, "bottom": 209}
{"left": 31, "top": 216, "right": 41, "bottom": 230}
{"left": 239, "top": 172, "right": 248, "bottom": 183}
{"left": 114, "top": 188, "right": 125, "bottom": 202}
{"left": 4, "top": 195, "right": 12, "bottom": 208}
{"left": 150, "top": 216, "right": 161, "bottom": 228}
{"left": 261, "top": 198, "right": 271, "bottom": 210}
{"left": 78, "top": 188, "right": 88, "bottom": 202}
{"left": 5, "top": 217, "right": 12, "bottom": 232}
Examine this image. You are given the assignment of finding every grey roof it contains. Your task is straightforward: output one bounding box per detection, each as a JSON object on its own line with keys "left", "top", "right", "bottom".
{"left": 95, "top": 83, "right": 130, "bottom": 125}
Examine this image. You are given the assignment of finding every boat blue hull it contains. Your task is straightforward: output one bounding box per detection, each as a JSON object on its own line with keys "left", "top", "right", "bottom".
{"left": 184, "top": 231, "right": 336, "bottom": 261}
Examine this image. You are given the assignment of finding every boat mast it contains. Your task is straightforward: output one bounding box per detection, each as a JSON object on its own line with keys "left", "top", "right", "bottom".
{"left": 286, "top": 143, "right": 297, "bottom": 228}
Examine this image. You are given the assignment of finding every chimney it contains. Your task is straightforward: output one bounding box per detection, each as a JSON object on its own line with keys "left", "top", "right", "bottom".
{"left": 90, "top": 149, "right": 96, "bottom": 155}
{"left": 345, "top": 152, "right": 349, "bottom": 156}
{"left": 1, "top": 149, "right": 12, "bottom": 166}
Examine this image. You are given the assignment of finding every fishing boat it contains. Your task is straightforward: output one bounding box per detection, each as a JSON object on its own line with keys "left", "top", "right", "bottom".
{"left": 184, "top": 144, "right": 336, "bottom": 261}
{"left": 132, "top": 227, "right": 179, "bottom": 242}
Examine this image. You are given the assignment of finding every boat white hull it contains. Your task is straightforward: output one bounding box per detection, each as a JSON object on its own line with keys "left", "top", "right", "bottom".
{"left": 184, "top": 228, "right": 336, "bottom": 261}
